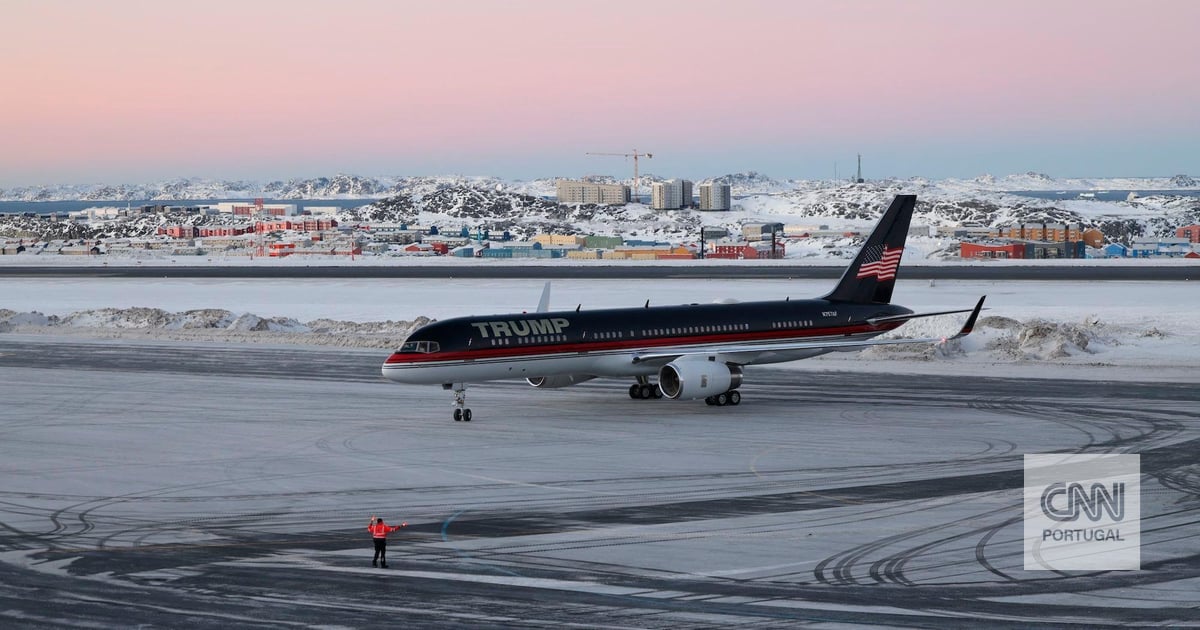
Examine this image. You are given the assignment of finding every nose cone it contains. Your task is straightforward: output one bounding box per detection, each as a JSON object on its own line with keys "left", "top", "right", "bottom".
{"left": 381, "top": 352, "right": 407, "bottom": 382}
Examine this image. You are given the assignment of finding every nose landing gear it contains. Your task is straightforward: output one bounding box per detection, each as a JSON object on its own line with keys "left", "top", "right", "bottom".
{"left": 444, "top": 383, "right": 472, "bottom": 421}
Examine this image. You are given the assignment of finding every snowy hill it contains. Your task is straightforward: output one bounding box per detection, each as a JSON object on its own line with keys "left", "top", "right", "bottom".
{"left": 3, "top": 173, "right": 1199, "bottom": 255}
{"left": 336, "top": 179, "right": 1198, "bottom": 246}
{"left": 3, "top": 171, "right": 1196, "bottom": 202}
{"left": 941, "top": 171, "right": 1200, "bottom": 193}
{"left": 0, "top": 174, "right": 559, "bottom": 202}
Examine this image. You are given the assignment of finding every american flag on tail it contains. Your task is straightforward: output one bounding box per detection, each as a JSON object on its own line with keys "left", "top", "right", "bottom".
{"left": 856, "top": 245, "right": 903, "bottom": 280}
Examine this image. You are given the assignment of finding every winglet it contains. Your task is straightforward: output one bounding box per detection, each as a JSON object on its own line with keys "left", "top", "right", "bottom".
{"left": 536, "top": 281, "right": 551, "bottom": 313}
{"left": 946, "top": 295, "right": 986, "bottom": 341}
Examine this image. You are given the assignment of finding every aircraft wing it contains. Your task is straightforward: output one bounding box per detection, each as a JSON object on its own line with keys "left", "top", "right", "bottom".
{"left": 632, "top": 296, "right": 985, "bottom": 367}
{"left": 865, "top": 303, "right": 986, "bottom": 325}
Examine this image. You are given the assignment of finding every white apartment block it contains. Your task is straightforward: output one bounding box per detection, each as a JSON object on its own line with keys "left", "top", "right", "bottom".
{"left": 651, "top": 179, "right": 694, "bottom": 210}
{"left": 555, "top": 180, "right": 630, "bottom": 205}
{"left": 699, "top": 183, "right": 731, "bottom": 211}
{"left": 651, "top": 180, "right": 679, "bottom": 209}
{"left": 680, "top": 179, "right": 694, "bottom": 208}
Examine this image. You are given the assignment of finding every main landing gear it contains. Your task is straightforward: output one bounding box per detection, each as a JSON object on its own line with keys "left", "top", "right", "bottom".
{"left": 628, "top": 376, "right": 663, "bottom": 400}
{"left": 444, "top": 383, "right": 472, "bottom": 422}
{"left": 704, "top": 390, "right": 741, "bottom": 406}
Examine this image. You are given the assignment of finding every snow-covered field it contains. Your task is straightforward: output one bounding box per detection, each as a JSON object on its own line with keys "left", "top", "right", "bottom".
{"left": 2, "top": 277, "right": 1196, "bottom": 381}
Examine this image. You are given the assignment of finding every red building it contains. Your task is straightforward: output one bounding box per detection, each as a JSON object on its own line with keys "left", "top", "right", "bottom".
{"left": 709, "top": 244, "right": 759, "bottom": 259}
{"left": 157, "top": 225, "right": 198, "bottom": 239}
{"left": 256, "top": 220, "right": 293, "bottom": 233}
{"left": 961, "top": 242, "right": 1025, "bottom": 259}
{"left": 1176, "top": 225, "right": 1200, "bottom": 243}
{"left": 708, "top": 242, "right": 785, "bottom": 259}
{"left": 255, "top": 218, "right": 337, "bottom": 233}
{"left": 268, "top": 242, "right": 296, "bottom": 257}
{"left": 198, "top": 225, "right": 249, "bottom": 237}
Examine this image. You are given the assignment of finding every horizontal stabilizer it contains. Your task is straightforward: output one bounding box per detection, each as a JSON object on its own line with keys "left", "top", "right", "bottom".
{"left": 867, "top": 303, "right": 987, "bottom": 326}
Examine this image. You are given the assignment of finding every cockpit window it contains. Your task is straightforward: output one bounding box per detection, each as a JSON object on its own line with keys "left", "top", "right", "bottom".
{"left": 397, "top": 340, "right": 440, "bottom": 354}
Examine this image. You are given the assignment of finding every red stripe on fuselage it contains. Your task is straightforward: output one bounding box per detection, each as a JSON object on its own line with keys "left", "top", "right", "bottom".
{"left": 384, "top": 321, "right": 903, "bottom": 365}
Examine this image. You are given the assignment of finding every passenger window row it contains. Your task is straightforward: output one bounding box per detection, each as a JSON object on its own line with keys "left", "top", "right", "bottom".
{"left": 641, "top": 323, "right": 748, "bottom": 336}
{"left": 771, "top": 320, "right": 813, "bottom": 329}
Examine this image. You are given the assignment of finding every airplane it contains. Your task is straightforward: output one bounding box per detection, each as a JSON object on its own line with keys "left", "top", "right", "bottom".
{"left": 382, "top": 194, "right": 985, "bottom": 421}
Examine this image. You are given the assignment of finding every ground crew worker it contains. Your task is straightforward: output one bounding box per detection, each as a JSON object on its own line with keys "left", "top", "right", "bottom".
{"left": 368, "top": 515, "right": 407, "bottom": 568}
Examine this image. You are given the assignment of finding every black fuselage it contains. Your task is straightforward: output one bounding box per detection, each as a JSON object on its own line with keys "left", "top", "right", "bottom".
{"left": 386, "top": 298, "right": 911, "bottom": 373}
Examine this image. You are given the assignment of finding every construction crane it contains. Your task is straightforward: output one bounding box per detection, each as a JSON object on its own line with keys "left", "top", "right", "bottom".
{"left": 586, "top": 150, "right": 653, "bottom": 203}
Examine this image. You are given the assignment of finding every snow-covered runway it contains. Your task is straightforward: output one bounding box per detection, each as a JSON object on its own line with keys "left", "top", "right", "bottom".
{"left": 0, "top": 338, "right": 1198, "bottom": 627}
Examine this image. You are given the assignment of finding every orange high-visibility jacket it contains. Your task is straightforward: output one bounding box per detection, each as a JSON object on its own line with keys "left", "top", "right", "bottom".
{"left": 368, "top": 522, "right": 401, "bottom": 539}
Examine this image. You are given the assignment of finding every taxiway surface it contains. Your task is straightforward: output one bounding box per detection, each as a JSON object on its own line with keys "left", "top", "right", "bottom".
{"left": 1, "top": 337, "right": 1198, "bottom": 627}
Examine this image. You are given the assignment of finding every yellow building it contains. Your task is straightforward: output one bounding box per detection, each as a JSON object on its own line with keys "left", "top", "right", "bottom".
{"left": 534, "top": 234, "right": 586, "bottom": 247}
{"left": 992, "top": 223, "right": 1084, "bottom": 241}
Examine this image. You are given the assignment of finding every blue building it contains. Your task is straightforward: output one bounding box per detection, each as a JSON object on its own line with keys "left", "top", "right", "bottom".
{"left": 1130, "top": 238, "right": 1191, "bottom": 258}
{"left": 1087, "top": 243, "right": 1129, "bottom": 258}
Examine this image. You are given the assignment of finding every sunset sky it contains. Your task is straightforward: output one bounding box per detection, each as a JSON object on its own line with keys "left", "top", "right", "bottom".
{"left": 2, "top": 0, "right": 1197, "bottom": 186}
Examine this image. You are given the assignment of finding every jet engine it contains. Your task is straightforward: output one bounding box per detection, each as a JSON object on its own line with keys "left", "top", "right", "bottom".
{"left": 526, "top": 374, "right": 596, "bottom": 388}
{"left": 657, "top": 357, "right": 743, "bottom": 399}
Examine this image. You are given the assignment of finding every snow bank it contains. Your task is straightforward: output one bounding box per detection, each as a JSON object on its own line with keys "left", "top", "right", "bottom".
{"left": 854, "top": 309, "right": 1189, "bottom": 374}
{"left": 0, "top": 307, "right": 431, "bottom": 348}
{"left": 867, "top": 313, "right": 1108, "bottom": 360}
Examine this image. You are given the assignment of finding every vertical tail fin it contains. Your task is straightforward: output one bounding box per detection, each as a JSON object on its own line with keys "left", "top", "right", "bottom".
{"left": 822, "top": 194, "right": 916, "bottom": 304}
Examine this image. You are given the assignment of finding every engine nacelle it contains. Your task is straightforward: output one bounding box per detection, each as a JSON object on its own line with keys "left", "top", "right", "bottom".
{"left": 526, "top": 374, "right": 596, "bottom": 389}
{"left": 658, "top": 357, "right": 743, "bottom": 400}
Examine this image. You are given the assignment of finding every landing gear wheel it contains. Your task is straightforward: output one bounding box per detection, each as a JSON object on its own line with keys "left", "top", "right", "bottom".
{"left": 629, "top": 384, "right": 641, "bottom": 399}
{"left": 704, "top": 396, "right": 716, "bottom": 406}
{"left": 652, "top": 387, "right": 663, "bottom": 399}
{"left": 715, "top": 393, "right": 729, "bottom": 406}
{"left": 450, "top": 383, "right": 470, "bottom": 422}
{"left": 639, "top": 384, "right": 654, "bottom": 399}
{"left": 728, "top": 390, "right": 741, "bottom": 406}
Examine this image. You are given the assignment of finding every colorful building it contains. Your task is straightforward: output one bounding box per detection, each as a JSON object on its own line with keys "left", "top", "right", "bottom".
{"left": 961, "top": 242, "right": 1025, "bottom": 259}
{"left": 1176, "top": 225, "right": 1200, "bottom": 243}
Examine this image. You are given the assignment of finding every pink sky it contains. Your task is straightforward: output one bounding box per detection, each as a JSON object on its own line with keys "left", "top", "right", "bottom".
{"left": 2, "top": 0, "right": 1197, "bottom": 185}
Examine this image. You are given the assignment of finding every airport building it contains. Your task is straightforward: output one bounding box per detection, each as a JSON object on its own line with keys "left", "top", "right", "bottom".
{"left": 698, "top": 183, "right": 731, "bottom": 211}
{"left": 555, "top": 180, "right": 630, "bottom": 205}
{"left": 961, "top": 240, "right": 1087, "bottom": 259}
{"left": 961, "top": 241, "right": 1026, "bottom": 259}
